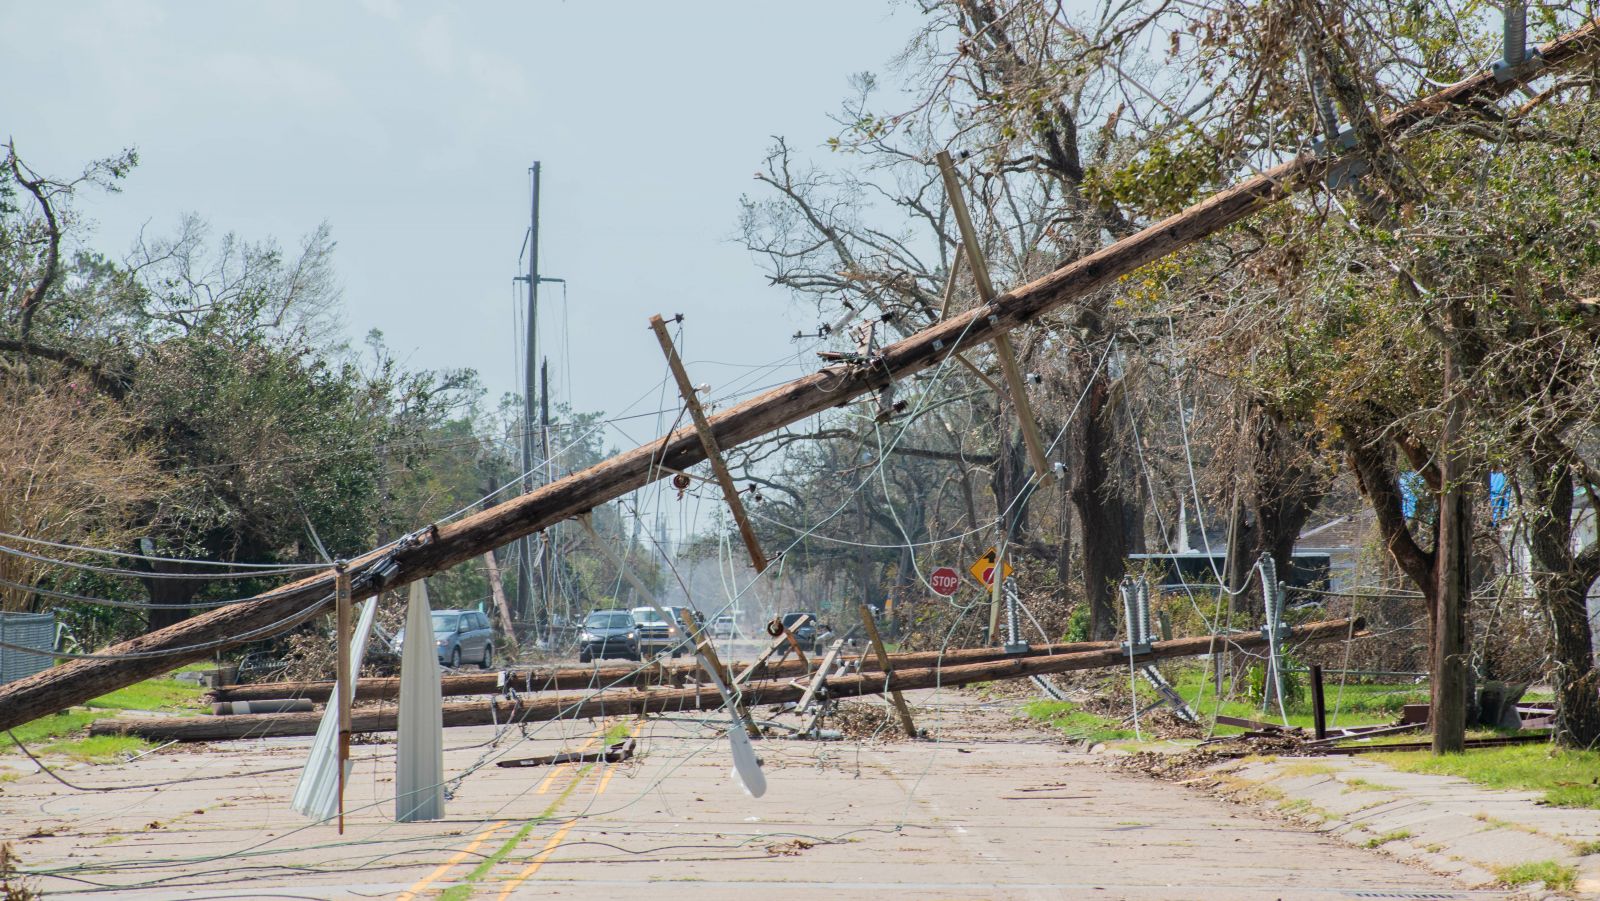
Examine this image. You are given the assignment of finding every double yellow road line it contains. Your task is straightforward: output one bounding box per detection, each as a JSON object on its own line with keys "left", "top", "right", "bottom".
{"left": 394, "top": 719, "right": 641, "bottom": 900}
{"left": 496, "top": 719, "right": 642, "bottom": 898}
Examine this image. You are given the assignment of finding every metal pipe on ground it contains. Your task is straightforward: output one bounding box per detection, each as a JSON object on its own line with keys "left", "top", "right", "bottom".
{"left": 91, "top": 618, "right": 1360, "bottom": 742}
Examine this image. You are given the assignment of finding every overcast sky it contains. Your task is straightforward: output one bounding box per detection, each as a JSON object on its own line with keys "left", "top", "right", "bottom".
{"left": 1, "top": 0, "right": 916, "bottom": 434}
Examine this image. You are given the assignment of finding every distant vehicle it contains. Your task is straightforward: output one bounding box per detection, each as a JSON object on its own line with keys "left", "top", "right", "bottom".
{"left": 578, "top": 609, "right": 640, "bottom": 663}
{"left": 711, "top": 613, "right": 738, "bottom": 639}
{"left": 396, "top": 609, "right": 494, "bottom": 669}
{"left": 631, "top": 606, "right": 693, "bottom": 657}
{"left": 777, "top": 612, "right": 822, "bottom": 654}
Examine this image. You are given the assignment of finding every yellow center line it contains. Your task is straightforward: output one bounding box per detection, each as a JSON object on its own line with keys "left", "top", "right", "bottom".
{"left": 394, "top": 819, "right": 509, "bottom": 901}
{"left": 495, "top": 720, "right": 643, "bottom": 899}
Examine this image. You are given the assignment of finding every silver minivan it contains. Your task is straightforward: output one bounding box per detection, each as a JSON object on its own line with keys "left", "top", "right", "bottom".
{"left": 398, "top": 609, "right": 494, "bottom": 669}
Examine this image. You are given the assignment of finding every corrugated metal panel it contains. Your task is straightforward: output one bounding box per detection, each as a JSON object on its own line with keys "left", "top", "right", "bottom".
{"left": 290, "top": 597, "right": 379, "bottom": 822}
{"left": 0, "top": 612, "right": 56, "bottom": 685}
{"left": 396, "top": 581, "right": 445, "bottom": 822}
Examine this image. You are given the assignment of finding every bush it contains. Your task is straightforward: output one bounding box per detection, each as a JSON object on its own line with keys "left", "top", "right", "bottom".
{"left": 1245, "top": 653, "right": 1305, "bottom": 709}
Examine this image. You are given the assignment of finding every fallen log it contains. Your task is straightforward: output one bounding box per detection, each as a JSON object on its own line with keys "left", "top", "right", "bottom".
{"left": 8, "top": 17, "right": 1593, "bottom": 735}
{"left": 89, "top": 618, "right": 1360, "bottom": 742}
{"left": 204, "top": 638, "right": 1125, "bottom": 704}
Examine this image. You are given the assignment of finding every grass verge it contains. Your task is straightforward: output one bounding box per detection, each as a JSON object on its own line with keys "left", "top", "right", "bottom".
{"left": 1377, "top": 744, "right": 1600, "bottom": 809}
{"left": 1022, "top": 700, "right": 1135, "bottom": 742}
{"left": 3, "top": 673, "right": 202, "bottom": 760}
{"left": 1493, "top": 859, "right": 1577, "bottom": 890}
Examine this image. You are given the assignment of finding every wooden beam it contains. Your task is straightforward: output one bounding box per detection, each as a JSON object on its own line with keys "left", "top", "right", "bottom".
{"left": 4, "top": 22, "right": 1593, "bottom": 733}
{"left": 797, "top": 639, "right": 844, "bottom": 714}
{"left": 89, "top": 618, "right": 1364, "bottom": 741}
{"left": 936, "top": 150, "right": 1055, "bottom": 487}
{"left": 649, "top": 314, "right": 769, "bottom": 573}
{"left": 680, "top": 607, "right": 758, "bottom": 737}
{"left": 481, "top": 549, "right": 515, "bottom": 643}
{"left": 860, "top": 604, "right": 917, "bottom": 738}
{"left": 733, "top": 614, "right": 812, "bottom": 687}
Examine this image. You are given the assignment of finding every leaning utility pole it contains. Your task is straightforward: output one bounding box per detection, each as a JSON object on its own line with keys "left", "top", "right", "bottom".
{"left": 0, "top": 18, "right": 1592, "bottom": 734}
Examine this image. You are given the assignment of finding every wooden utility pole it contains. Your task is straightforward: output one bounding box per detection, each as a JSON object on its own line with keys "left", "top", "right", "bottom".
{"left": 936, "top": 150, "right": 1055, "bottom": 488}
{"left": 649, "top": 314, "right": 769, "bottom": 573}
{"left": 859, "top": 604, "right": 918, "bottom": 738}
{"left": 2, "top": 23, "right": 1592, "bottom": 733}
{"left": 333, "top": 562, "right": 352, "bottom": 834}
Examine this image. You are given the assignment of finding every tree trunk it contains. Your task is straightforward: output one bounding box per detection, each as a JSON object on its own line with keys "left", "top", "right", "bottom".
{"left": 1071, "top": 369, "right": 1127, "bottom": 640}
{"left": 141, "top": 560, "right": 205, "bottom": 633}
{"left": 1524, "top": 455, "right": 1600, "bottom": 748}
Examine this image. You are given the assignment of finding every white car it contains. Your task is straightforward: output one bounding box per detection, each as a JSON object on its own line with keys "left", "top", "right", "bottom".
{"left": 711, "top": 613, "right": 738, "bottom": 639}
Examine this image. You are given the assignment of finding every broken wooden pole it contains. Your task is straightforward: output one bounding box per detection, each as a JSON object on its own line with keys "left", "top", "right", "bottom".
{"left": 482, "top": 549, "right": 516, "bottom": 642}
{"left": 4, "top": 22, "right": 1590, "bottom": 734}
{"left": 860, "top": 604, "right": 918, "bottom": 738}
{"left": 734, "top": 615, "right": 812, "bottom": 687}
{"left": 936, "top": 149, "right": 1054, "bottom": 487}
{"left": 206, "top": 635, "right": 1129, "bottom": 705}
{"left": 650, "top": 314, "right": 769, "bottom": 574}
{"left": 90, "top": 618, "right": 1361, "bottom": 742}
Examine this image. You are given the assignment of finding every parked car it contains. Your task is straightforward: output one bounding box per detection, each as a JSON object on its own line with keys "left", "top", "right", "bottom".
{"left": 396, "top": 609, "right": 494, "bottom": 669}
{"left": 777, "top": 612, "right": 822, "bottom": 654}
{"left": 631, "top": 606, "right": 692, "bottom": 657}
{"left": 578, "top": 609, "right": 640, "bottom": 662}
{"left": 711, "top": 613, "right": 738, "bottom": 639}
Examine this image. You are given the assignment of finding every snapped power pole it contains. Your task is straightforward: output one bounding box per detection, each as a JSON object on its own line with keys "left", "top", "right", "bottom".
{"left": 935, "top": 150, "right": 1055, "bottom": 488}
{"left": 649, "top": 314, "right": 769, "bottom": 573}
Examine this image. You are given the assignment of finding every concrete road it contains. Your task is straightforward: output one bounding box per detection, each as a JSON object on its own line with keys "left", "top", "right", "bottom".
{"left": 2, "top": 690, "right": 1505, "bottom": 899}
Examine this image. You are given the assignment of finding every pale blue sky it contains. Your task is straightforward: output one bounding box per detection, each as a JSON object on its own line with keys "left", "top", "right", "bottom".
{"left": 1, "top": 0, "right": 916, "bottom": 427}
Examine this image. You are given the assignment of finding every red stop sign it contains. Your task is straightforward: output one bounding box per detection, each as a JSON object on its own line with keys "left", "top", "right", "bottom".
{"left": 929, "top": 567, "right": 961, "bottom": 596}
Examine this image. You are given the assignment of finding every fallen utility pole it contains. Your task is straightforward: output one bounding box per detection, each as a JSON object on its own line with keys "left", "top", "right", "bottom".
{"left": 936, "top": 149, "right": 1054, "bottom": 487}
{"left": 3, "top": 21, "right": 1593, "bottom": 734}
{"left": 650, "top": 314, "right": 769, "bottom": 574}
{"left": 89, "top": 618, "right": 1359, "bottom": 741}
{"left": 207, "top": 636, "right": 1126, "bottom": 704}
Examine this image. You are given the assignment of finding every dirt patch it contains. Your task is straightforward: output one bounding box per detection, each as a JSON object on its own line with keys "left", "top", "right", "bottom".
{"left": 829, "top": 701, "right": 917, "bottom": 741}
{"left": 1111, "top": 732, "right": 1309, "bottom": 781}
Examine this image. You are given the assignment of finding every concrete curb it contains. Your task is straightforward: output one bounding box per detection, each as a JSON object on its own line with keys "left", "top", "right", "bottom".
{"left": 1196, "top": 753, "right": 1600, "bottom": 898}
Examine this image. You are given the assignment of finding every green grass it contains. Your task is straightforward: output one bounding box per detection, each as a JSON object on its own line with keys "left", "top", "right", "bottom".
{"left": 1022, "top": 700, "right": 1136, "bottom": 742}
{"left": 1023, "top": 669, "right": 1434, "bottom": 744}
{"left": 1342, "top": 777, "right": 1398, "bottom": 792}
{"left": 603, "top": 721, "right": 633, "bottom": 745}
{"left": 1364, "top": 829, "right": 1412, "bottom": 848}
{"left": 83, "top": 677, "right": 205, "bottom": 712}
{"left": 3, "top": 673, "right": 202, "bottom": 759}
{"left": 1170, "top": 669, "right": 1429, "bottom": 734}
{"left": 1378, "top": 744, "right": 1600, "bottom": 809}
{"left": 1493, "top": 859, "right": 1577, "bottom": 891}
{"left": 28, "top": 735, "right": 152, "bottom": 763}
